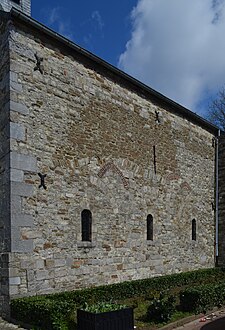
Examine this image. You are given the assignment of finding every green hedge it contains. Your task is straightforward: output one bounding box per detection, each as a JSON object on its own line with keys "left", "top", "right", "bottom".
{"left": 11, "top": 297, "right": 74, "bottom": 330}
{"left": 42, "top": 267, "right": 225, "bottom": 303}
{"left": 180, "top": 282, "right": 225, "bottom": 314}
{"left": 10, "top": 268, "right": 225, "bottom": 330}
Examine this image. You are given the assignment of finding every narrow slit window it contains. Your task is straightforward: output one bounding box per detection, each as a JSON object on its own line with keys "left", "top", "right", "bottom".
{"left": 192, "top": 219, "right": 196, "bottom": 241}
{"left": 12, "top": 0, "right": 20, "bottom": 4}
{"left": 81, "top": 209, "right": 92, "bottom": 242}
{"left": 147, "top": 214, "right": 153, "bottom": 241}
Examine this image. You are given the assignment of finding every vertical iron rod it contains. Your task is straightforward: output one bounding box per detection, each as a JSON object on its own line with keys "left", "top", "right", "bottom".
{"left": 153, "top": 145, "right": 156, "bottom": 174}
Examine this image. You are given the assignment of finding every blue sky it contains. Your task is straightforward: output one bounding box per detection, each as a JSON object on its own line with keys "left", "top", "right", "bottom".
{"left": 32, "top": 0, "right": 225, "bottom": 118}
{"left": 32, "top": 0, "right": 136, "bottom": 67}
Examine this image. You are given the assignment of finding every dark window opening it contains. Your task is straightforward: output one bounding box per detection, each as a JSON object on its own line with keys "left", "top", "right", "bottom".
{"left": 192, "top": 219, "right": 196, "bottom": 241}
{"left": 81, "top": 209, "right": 92, "bottom": 242}
{"left": 147, "top": 214, "right": 153, "bottom": 241}
{"left": 12, "top": 0, "right": 20, "bottom": 4}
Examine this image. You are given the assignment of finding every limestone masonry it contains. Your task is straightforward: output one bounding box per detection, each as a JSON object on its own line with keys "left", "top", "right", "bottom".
{"left": 0, "top": 1, "right": 224, "bottom": 317}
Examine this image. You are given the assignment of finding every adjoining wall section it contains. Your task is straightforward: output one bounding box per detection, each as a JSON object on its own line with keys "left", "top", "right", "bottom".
{"left": 7, "top": 19, "right": 36, "bottom": 300}
{"left": 0, "top": 14, "right": 10, "bottom": 317}
{"left": 218, "top": 134, "right": 225, "bottom": 266}
{"left": 6, "top": 17, "right": 217, "bottom": 299}
{"left": 0, "top": 13, "right": 35, "bottom": 316}
{"left": 0, "top": 0, "right": 31, "bottom": 16}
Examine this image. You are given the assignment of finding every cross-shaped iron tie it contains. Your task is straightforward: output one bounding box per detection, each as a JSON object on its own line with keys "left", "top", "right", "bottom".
{"left": 34, "top": 53, "right": 44, "bottom": 74}
{"left": 155, "top": 110, "right": 160, "bottom": 124}
{"left": 38, "top": 173, "right": 47, "bottom": 190}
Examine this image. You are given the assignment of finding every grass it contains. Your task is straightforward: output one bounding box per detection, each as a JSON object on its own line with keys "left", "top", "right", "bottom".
{"left": 134, "top": 310, "right": 193, "bottom": 329}
{"left": 113, "top": 295, "right": 193, "bottom": 329}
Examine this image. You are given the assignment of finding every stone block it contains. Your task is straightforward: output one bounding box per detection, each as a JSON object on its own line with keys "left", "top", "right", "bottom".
{"left": 11, "top": 228, "right": 33, "bottom": 253}
{"left": 9, "top": 286, "right": 19, "bottom": 295}
{"left": 10, "top": 195, "right": 22, "bottom": 214}
{"left": 54, "top": 268, "right": 67, "bottom": 277}
{"left": 10, "top": 81, "right": 22, "bottom": 93}
{"left": 9, "top": 268, "right": 19, "bottom": 277}
{"left": 11, "top": 213, "right": 34, "bottom": 227}
{"left": 9, "top": 71, "right": 18, "bottom": 83}
{"left": 20, "top": 260, "right": 34, "bottom": 269}
{"left": 9, "top": 277, "right": 21, "bottom": 285}
{"left": 26, "top": 270, "right": 35, "bottom": 281}
{"left": 20, "top": 229, "right": 41, "bottom": 239}
{"left": 36, "top": 259, "right": 45, "bottom": 269}
{"left": 10, "top": 101, "right": 29, "bottom": 115}
{"left": 36, "top": 270, "right": 49, "bottom": 281}
{"left": 54, "top": 259, "right": 66, "bottom": 267}
{"left": 10, "top": 122, "right": 25, "bottom": 141}
{"left": 11, "top": 182, "right": 33, "bottom": 197}
{"left": 0, "top": 0, "right": 30, "bottom": 15}
{"left": 44, "top": 259, "right": 55, "bottom": 269}
{"left": 10, "top": 151, "right": 37, "bottom": 172}
{"left": 10, "top": 169, "right": 24, "bottom": 182}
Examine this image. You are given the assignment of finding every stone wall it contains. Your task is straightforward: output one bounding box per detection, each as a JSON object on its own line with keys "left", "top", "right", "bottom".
{"left": 218, "top": 134, "right": 225, "bottom": 266}
{"left": 0, "top": 14, "right": 10, "bottom": 316}
{"left": 0, "top": 0, "right": 31, "bottom": 16}
{"left": 3, "top": 19, "right": 217, "bottom": 299}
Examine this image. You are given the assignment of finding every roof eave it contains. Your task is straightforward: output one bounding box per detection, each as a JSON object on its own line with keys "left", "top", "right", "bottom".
{"left": 9, "top": 8, "right": 220, "bottom": 135}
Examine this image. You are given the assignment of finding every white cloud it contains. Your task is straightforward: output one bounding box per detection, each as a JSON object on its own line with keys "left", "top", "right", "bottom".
{"left": 81, "top": 10, "right": 104, "bottom": 50}
{"left": 48, "top": 7, "right": 59, "bottom": 25}
{"left": 91, "top": 10, "right": 104, "bottom": 31}
{"left": 47, "top": 7, "right": 74, "bottom": 40}
{"left": 119, "top": 0, "right": 225, "bottom": 114}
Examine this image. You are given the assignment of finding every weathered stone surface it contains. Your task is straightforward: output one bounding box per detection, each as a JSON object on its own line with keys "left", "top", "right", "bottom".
{"left": 11, "top": 182, "right": 33, "bottom": 197}
{"left": 218, "top": 134, "right": 225, "bottom": 266}
{"left": 0, "top": 0, "right": 31, "bottom": 15}
{"left": 0, "top": 13, "right": 10, "bottom": 317}
{"left": 10, "top": 122, "right": 25, "bottom": 141}
{"left": 10, "top": 101, "right": 29, "bottom": 115}
{"left": 11, "top": 230, "right": 33, "bottom": 253}
{"left": 11, "top": 214, "right": 34, "bottom": 227}
{"left": 0, "top": 9, "right": 219, "bottom": 311}
{"left": 10, "top": 169, "right": 24, "bottom": 182}
{"left": 9, "top": 277, "right": 21, "bottom": 285}
{"left": 10, "top": 152, "right": 37, "bottom": 172}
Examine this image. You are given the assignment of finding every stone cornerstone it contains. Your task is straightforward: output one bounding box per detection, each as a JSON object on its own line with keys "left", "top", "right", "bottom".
{"left": 0, "top": 7, "right": 221, "bottom": 316}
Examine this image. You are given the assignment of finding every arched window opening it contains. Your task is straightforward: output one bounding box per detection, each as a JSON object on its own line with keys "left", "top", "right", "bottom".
{"left": 81, "top": 209, "right": 92, "bottom": 242}
{"left": 192, "top": 219, "right": 196, "bottom": 241}
{"left": 147, "top": 214, "right": 153, "bottom": 241}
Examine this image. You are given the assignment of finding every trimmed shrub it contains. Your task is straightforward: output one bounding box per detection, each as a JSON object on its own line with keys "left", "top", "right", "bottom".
{"left": 44, "top": 267, "right": 225, "bottom": 305}
{"left": 180, "top": 283, "right": 225, "bottom": 314}
{"left": 146, "top": 293, "right": 176, "bottom": 323}
{"left": 11, "top": 297, "right": 74, "bottom": 330}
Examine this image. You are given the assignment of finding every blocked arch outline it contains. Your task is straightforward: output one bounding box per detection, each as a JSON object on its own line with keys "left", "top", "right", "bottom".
{"left": 97, "top": 161, "right": 129, "bottom": 189}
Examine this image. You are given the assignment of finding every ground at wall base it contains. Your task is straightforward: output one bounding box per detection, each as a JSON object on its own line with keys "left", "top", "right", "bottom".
{"left": 0, "top": 317, "right": 26, "bottom": 329}
{"left": 135, "top": 309, "right": 225, "bottom": 330}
